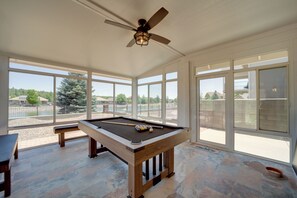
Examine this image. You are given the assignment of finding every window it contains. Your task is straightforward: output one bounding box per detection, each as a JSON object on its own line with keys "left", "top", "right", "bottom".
{"left": 9, "top": 60, "right": 88, "bottom": 127}
{"left": 165, "top": 72, "right": 178, "bottom": 125}
{"left": 9, "top": 72, "right": 54, "bottom": 127}
{"left": 92, "top": 73, "right": 132, "bottom": 84}
{"left": 10, "top": 59, "right": 87, "bottom": 77}
{"left": 8, "top": 59, "right": 132, "bottom": 149}
{"left": 259, "top": 67, "right": 288, "bottom": 132}
{"left": 234, "top": 131, "right": 290, "bottom": 163}
{"left": 234, "top": 71, "right": 257, "bottom": 129}
{"left": 92, "top": 74, "right": 132, "bottom": 118}
{"left": 196, "top": 61, "right": 230, "bottom": 75}
{"left": 115, "top": 84, "right": 132, "bottom": 116}
{"left": 92, "top": 82, "right": 114, "bottom": 119}
{"left": 149, "top": 84, "right": 162, "bottom": 118}
{"left": 137, "top": 74, "right": 164, "bottom": 120}
{"left": 234, "top": 51, "right": 288, "bottom": 70}
{"left": 137, "top": 72, "right": 178, "bottom": 124}
{"left": 199, "top": 77, "right": 226, "bottom": 144}
{"left": 56, "top": 76, "right": 87, "bottom": 122}
{"left": 137, "top": 85, "right": 148, "bottom": 117}
{"left": 138, "top": 75, "right": 162, "bottom": 84}
{"left": 233, "top": 51, "right": 289, "bottom": 162}
{"left": 166, "top": 72, "right": 177, "bottom": 80}
{"left": 234, "top": 52, "right": 288, "bottom": 133}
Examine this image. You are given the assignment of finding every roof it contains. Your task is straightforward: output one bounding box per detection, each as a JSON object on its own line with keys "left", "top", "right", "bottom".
{"left": 95, "top": 96, "right": 108, "bottom": 101}
{"left": 9, "top": 95, "right": 48, "bottom": 102}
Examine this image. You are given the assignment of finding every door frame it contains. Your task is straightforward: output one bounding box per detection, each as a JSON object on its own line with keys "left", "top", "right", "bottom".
{"left": 195, "top": 72, "right": 234, "bottom": 150}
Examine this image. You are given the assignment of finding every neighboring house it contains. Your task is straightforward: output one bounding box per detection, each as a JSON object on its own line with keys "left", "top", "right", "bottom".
{"left": 9, "top": 95, "right": 48, "bottom": 106}
{"left": 95, "top": 96, "right": 108, "bottom": 104}
{"left": 107, "top": 97, "right": 114, "bottom": 104}
{"left": 204, "top": 91, "right": 224, "bottom": 99}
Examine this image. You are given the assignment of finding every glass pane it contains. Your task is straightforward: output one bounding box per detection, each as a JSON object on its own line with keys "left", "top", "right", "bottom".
{"left": 10, "top": 59, "right": 87, "bottom": 77}
{"left": 92, "top": 82, "right": 114, "bottom": 119}
{"left": 199, "top": 77, "right": 225, "bottom": 144}
{"left": 137, "top": 85, "right": 148, "bottom": 117}
{"left": 234, "top": 51, "right": 288, "bottom": 70}
{"left": 138, "top": 75, "right": 162, "bottom": 84}
{"left": 234, "top": 71, "right": 257, "bottom": 129}
{"left": 196, "top": 61, "right": 230, "bottom": 75}
{"left": 166, "top": 72, "right": 177, "bottom": 80}
{"left": 9, "top": 72, "right": 54, "bottom": 127}
{"left": 56, "top": 76, "right": 87, "bottom": 122}
{"left": 149, "top": 84, "right": 162, "bottom": 118}
{"left": 92, "top": 73, "right": 132, "bottom": 84}
{"left": 259, "top": 67, "right": 288, "bottom": 132}
{"left": 235, "top": 131, "right": 290, "bottom": 163}
{"left": 115, "top": 84, "right": 132, "bottom": 116}
{"left": 166, "top": 81, "right": 177, "bottom": 123}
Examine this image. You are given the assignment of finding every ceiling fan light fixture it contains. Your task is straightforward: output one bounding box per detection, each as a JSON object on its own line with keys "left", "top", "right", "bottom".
{"left": 104, "top": 7, "right": 170, "bottom": 47}
{"left": 134, "top": 31, "right": 150, "bottom": 46}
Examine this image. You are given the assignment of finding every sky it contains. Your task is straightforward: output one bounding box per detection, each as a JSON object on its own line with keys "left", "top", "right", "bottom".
{"left": 199, "top": 77, "right": 224, "bottom": 97}
{"left": 9, "top": 63, "right": 177, "bottom": 98}
{"left": 9, "top": 72, "right": 133, "bottom": 97}
{"left": 10, "top": 72, "right": 54, "bottom": 92}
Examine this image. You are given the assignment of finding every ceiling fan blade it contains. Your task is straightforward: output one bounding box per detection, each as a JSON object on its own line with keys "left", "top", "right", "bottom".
{"left": 145, "top": 7, "right": 169, "bottom": 30}
{"left": 105, "top": 19, "right": 136, "bottom": 31}
{"left": 126, "top": 38, "right": 135, "bottom": 47}
{"left": 150, "top": 33, "right": 170, "bottom": 45}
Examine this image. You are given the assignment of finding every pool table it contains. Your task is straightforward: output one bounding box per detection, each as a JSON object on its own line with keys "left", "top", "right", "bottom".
{"left": 78, "top": 117, "right": 190, "bottom": 198}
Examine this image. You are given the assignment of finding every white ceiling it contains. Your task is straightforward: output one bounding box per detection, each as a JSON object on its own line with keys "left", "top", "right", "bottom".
{"left": 1, "top": 0, "right": 297, "bottom": 77}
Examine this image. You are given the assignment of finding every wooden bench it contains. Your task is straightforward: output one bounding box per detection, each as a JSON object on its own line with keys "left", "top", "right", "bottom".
{"left": 54, "top": 124, "right": 87, "bottom": 147}
{"left": 0, "top": 134, "right": 18, "bottom": 197}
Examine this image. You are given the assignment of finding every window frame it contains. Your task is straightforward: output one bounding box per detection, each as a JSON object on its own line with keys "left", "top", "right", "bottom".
{"left": 233, "top": 61, "right": 290, "bottom": 137}
{"left": 137, "top": 72, "right": 178, "bottom": 125}
{"left": 165, "top": 73, "right": 178, "bottom": 125}
{"left": 91, "top": 77, "right": 132, "bottom": 118}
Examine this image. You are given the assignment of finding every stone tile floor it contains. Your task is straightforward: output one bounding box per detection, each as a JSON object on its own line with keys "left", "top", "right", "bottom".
{"left": 1, "top": 139, "right": 296, "bottom": 198}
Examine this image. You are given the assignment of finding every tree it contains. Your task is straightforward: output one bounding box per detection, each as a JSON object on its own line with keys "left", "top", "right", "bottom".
{"left": 166, "top": 96, "right": 170, "bottom": 103}
{"left": 9, "top": 87, "right": 17, "bottom": 98}
{"left": 26, "top": 89, "right": 39, "bottom": 106}
{"left": 116, "top": 94, "right": 127, "bottom": 105}
{"left": 127, "top": 96, "right": 132, "bottom": 104}
{"left": 154, "top": 95, "right": 161, "bottom": 103}
{"left": 9, "top": 87, "right": 27, "bottom": 98}
{"left": 173, "top": 98, "right": 177, "bottom": 104}
{"left": 205, "top": 93, "right": 211, "bottom": 100}
{"left": 56, "top": 73, "right": 87, "bottom": 113}
{"left": 38, "top": 91, "right": 53, "bottom": 103}
{"left": 141, "top": 95, "right": 148, "bottom": 104}
{"left": 27, "top": 89, "right": 40, "bottom": 115}
{"left": 211, "top": 91, "right": 219, "bottom": 100}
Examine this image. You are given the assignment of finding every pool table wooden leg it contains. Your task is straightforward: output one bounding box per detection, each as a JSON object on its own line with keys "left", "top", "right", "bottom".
{"left": 4, "top": 169, "right": 11, "bottom": 197}
{"left": 128, "top": 163, "right": 143, "bottom": 198}
{"left": 164, "top": 148, "right": 175, "bottom": 177}
{"left": 88, "top": 137, "right": 97, "bottom": 158}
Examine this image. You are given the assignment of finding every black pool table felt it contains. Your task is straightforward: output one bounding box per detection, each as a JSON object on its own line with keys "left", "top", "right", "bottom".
{"left": 86, "top": 117, "right": 183, "bottom": 143}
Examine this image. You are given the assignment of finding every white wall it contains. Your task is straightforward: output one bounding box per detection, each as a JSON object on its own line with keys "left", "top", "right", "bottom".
{"left": 177, "top": 59, "right": 190, "bottom": 128}
{"left": 0, "top": 55, "right": 9, "bottom": 135}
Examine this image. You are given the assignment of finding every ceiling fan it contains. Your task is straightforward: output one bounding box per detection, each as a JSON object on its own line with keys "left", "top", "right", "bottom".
{"left": 104, "top": 7, "right": 170, "bottom": 47}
